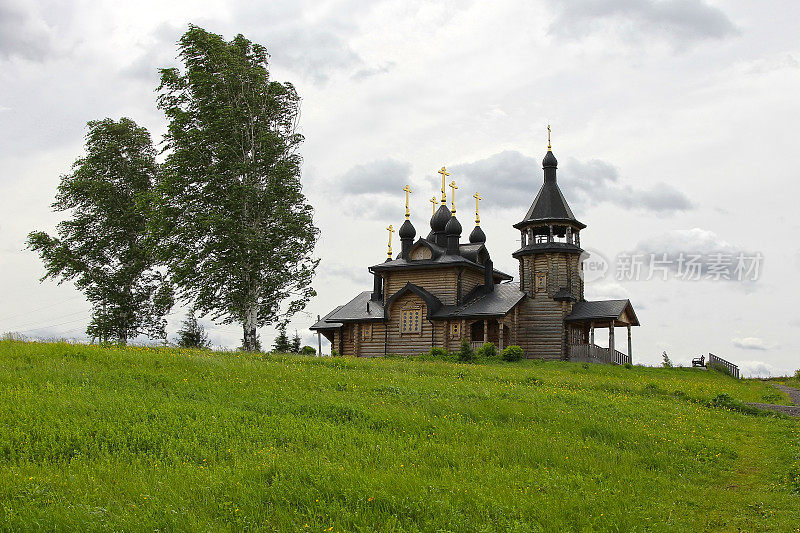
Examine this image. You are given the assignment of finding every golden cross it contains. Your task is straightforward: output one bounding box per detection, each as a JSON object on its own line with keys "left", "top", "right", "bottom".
{"left": 429, "top": 196, "right": 437, "bottom": 215}
{"left": 547, "top": 124, "right": 552, "bottom": 151}
{"left": 449, "top": 180, "right": 458, "bottom": 213}
{"left": 473, "top": 191, "right": 482, "bottom": 225}
{"left": 437, "top": 166, "right": 450, "bottom": 204}
{"left": 402, "top": 184, "right": 412, "bottom": 219}
{"left": 386, "top": 224, "right": 395, "bottom": 259}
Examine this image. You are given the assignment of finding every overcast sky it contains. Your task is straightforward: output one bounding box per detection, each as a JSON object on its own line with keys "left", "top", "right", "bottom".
{"left": 1, "top": 0, "right": 798, "bottom": 376}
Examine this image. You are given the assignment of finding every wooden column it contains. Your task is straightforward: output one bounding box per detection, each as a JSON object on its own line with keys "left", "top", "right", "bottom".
{"left": 590, "top": 321, "right": 595, "bottom": 358}
{"left": 627, "top": 324, "right": 632, "bottom": 363}
{"left": 608, "top": 322, "right": 615, "bottom": 357}
{"left": 483, "top": 319, "right": 488, "bottom": 343}
{"left": 499, "top": 323, "right": 504, "bottom": 351}
{"left": 354, "top": 323, "right": 360, "bottom": 357}
{"left": 513, "top": 306, "right": 518, "bottom": 345}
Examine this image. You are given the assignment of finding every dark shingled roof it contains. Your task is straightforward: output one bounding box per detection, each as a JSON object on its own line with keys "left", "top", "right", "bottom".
{"left": 371, "top": 245, "right": 513, "bottom": 281}
{"left": 512, "top": 242, "right": 583, "bottom": 258}
{"left": 433, "top": 282, "right": 525, "bottom": 319}
{"left": 566, "top": 299, "right": 640, "bottom": 326}
{"left": 319, "top": 291, "right": 385, "bottom": 324}
{"left": 310, "top": 305, "right": 344, "bottom": 330}
{"left": 514, "top": 149, "right": 585, "bottom": 230}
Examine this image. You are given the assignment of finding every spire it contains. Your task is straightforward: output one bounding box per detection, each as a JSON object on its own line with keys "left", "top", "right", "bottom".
{"left": 438, "top": 166, "right": 450, "bottom": 205}
{"left": 386, "top": 224, "right": 394, "bottom": 260}
{"left": 543, "top": 124, "right": 558, "bottom": 176}
{"left": 399, "top": 186, "right": 416, "bottom": 259}
{"left": 469, "top": 190, "right": 485, "bottom": 244}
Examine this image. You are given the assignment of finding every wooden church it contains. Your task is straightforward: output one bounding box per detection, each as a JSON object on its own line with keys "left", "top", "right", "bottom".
{"left": 311, "top": 134, "right": 639, "bottom": 363}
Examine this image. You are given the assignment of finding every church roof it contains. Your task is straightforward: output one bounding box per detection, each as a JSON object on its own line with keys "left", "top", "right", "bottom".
{"left": 565, "top": 299, "right": 640, "bottom": 326}
{"left": 514, "top": 149, "right": 586, "bottom": 229}
{"left": 309, "top": 305, "right": 345, "bottom": 330}
{"left": 312, "top": 291, "right": 385, "bottom": 325}
{"left": 434, "top": 282, "right": 525, "bottom": 319}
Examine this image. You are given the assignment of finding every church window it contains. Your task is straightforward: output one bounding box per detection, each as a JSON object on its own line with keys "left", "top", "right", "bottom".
{"left": 400, "top": 308, "right": 422, "bottom": 333}
{"left": 450, "top": 322, "right": 460, "bottom": 339}
{"left": 362, "top": 323, "right": 372, "bottom": 340}
{"left": 536, "top": 272, "right": 547, "bottom": 292}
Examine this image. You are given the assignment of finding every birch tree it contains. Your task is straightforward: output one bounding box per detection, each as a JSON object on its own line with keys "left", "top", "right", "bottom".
{"left": 27, "top": 118, "right": 172, "bottom": 343}
{"left": 154, "top": 26, "right": 318, "bottom": 351}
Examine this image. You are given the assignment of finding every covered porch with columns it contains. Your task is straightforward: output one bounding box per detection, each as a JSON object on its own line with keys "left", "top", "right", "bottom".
{"left": 565, "top": 299, "right": 639, "bottom": 365}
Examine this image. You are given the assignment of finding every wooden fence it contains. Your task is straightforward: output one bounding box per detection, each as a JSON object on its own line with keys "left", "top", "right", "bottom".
{"left": 708, "top": 353, "right": 740, "bottom": 379}
{"left": 570, "top": 344, "right": 630, "bottom": 365}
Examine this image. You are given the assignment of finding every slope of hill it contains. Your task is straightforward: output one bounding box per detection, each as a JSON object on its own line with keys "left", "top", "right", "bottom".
{"left": 0, "top": 340, "right": 797, "bottom": 531}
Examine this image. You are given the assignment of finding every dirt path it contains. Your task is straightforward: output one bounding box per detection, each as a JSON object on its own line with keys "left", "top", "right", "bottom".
{"left": 747, "top": 384, "right": 800, "bottom": 417}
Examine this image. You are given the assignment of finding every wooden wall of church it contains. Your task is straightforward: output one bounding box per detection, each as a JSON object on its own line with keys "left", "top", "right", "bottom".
{"left": 384, "top": 291, "right": 434, "bottom": 356}
{"left": 384, "top": 269, "right": 460, "bottom": 305}
{"left": 516, "top": 296, "right": 568, "bottom": 360}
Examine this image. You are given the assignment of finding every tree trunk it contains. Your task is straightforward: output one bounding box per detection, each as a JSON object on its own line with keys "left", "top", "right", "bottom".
{"left": 242, "top": 304, "right": 259, "bottom": 351}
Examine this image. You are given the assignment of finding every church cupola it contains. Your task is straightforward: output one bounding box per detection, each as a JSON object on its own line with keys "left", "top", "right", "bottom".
{"left": 445, "top": 179, "right": 462, "bottom": 255}
{"left": 399, "top": 185, "right": 416, "bottom": 259}
{"left": 469, "top": 191, "right": 485, "bottom": 244}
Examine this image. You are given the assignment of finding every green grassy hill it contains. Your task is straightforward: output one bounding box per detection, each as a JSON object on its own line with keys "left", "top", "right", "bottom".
{"left": 0, "top": 340, "right": 797, "bottom": 532}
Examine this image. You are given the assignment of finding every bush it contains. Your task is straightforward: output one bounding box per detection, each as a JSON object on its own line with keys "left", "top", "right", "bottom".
{"left": 301, "top": 346, "right": 316, "bottom": 356}
{"left": 331, "top": 349, "right": 339, "bottom": 357}
{"left": 795, "top": 369, "right": 800, "bottom": 380}
{"left": 662, "top": 351, "right": 673, "bottom": 368}
{"left": 624, "top": 362, "right": 633, "bottom": 369}
{"left": 476, "top": 342, "right": 497, "bottom": 359}
{"left": 427, "top": 346, "right": 451, "bottom": 360}
{"left": 501, "top": 345, "right": 524, "bottom": 362}
{"left": 710, "top": 393, "right": 764, "bottom": 416}
{"left": 457, "top": 339, "right": 475, "bottom": 363}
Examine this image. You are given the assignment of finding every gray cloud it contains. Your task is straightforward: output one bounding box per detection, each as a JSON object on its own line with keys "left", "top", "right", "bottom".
{"left": 337, "top": 159, "right": 412, "bottom": 195}
{"left": 0, "top": 0, "right": 55, "bottom": 61}
{"left": 446, "top": 150, "right": 694, "bottom": 215}
{"left": 549, "top": 0, "right": 738, "bottom": 48}
{"left": 628, "top": 228, "right": 762, "bottom": 284}
{"left": 352, "top": 62, "right": 396, "bottom": 81}
{"left": 732, "top": 337, "right": 770, "bottom": 351}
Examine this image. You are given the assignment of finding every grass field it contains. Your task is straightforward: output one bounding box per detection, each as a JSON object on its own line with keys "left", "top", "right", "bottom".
{"left": 0, "top": 340, "right": 798, "bottom": 532}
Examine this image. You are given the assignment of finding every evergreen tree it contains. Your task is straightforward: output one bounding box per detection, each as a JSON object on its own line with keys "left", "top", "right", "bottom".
{"left": 273, "top": 325, "right": 291, "bottom": 353}
{"left": 291, "top": 331, "right": 301, "bottom": 353}
{"left": 176, "top": 308, "right": 210, "bottom": 349}
{"left": 153, "top": 26, "right": 318, "bottom": 351}
{"left": 27, "top": 118, "right": 172, "bottom": 344}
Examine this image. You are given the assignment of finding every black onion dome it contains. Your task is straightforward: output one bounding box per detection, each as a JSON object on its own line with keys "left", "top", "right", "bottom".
{"left": 469, "top": 225, "right": 486, "bottom": 244}
{"left": 542, "top": 149, "right": 558, "bottom": 168}
{"left": 431, "top": 204, "right": 451, "bottom": 232}
{"left": 398, "top": 219, "right": 416, "bottom": 239}
{"left": 445, "top": 214, "right": 462, "bottom": 236}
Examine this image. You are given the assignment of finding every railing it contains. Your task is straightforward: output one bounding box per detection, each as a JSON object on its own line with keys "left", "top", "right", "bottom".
{"left": 470, "top": 341, "right": 484, "bottom": 351}
{"left": 570, "top": 343, "right": 630, "bottom": 365}
{"left": 708, "top": 353, "right": 740, "bottom": 379}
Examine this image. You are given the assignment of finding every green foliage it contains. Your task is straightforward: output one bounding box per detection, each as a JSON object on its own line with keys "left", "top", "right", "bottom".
{"left": 26, "top": 118, "right": 173, "bottom": 344}
{"left": 624, "top": 362, "right": 633, "bottom": 369}
{"left": 710, "top": 393, "right": 765, "bottom": 416}
{"left": 153, "top": 26, "right": 318, "bottom": 351}
{"left": 423, "top": 346, "right": 451, "bottom": 361}
{"left": 501, "top": 345, "right": 524, "bottom": 362}
{"left": 176, "top": 309, "right": 210, "bottom": 349}
{"left": 0, "top": 340, "right": 798, "bottom": 531}
{"left": 662, "top": 351, "right": 673, "bottom": 368}
{"left": 476, "top": 342, "right": 497, "bottom": 360}
{"left": 272, "top": 325, "right": 291, "bottom": 353}
{"left": 300, "top": 345, "right": 316, "bottom": 356}
{"left": 795, "top": 369, "right": 800, "bottom": 380}
{"left": 457, "top": 338, "right": 475, "bottom": 363}
{"left": 709, "top": 362, "right": 732, "bottom": 376}
{"left": 330, "top": 349, "right": 339, "bottom": 357}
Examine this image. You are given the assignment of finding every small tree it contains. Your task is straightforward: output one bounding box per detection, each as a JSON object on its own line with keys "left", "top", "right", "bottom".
{"left": 273, "top": 325, "right": 291, "bottom": 353}
{"left": 300, "top": 345, "right": 316, "bottom": 356}
{"left": 176, "top": 309, "right": 210, "bottom": 349}
{"left": 457, "top": 338, "right": 475, "bottom": 363}
{"left": 291, "top": 331, "right": 301, "bottom": 353}
{"left": 27, "top": 118, "right": 172, "bottom": 344}
{"left": 662, "top": 351, "right": 673, "bottom": 368}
